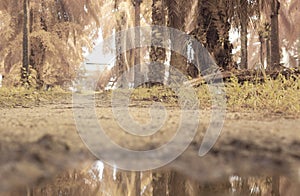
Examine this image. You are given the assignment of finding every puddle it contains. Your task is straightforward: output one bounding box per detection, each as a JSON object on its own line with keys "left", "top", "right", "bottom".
{"left": 2, "top": 161, "right": 300, "bottom": 196}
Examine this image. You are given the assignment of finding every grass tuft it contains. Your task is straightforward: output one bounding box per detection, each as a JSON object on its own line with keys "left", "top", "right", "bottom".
{"left": 223, "top": 75, "right": 300, "bottom": 114}
{"left": 0, "top": 86, "right": 71, "bottom": 108}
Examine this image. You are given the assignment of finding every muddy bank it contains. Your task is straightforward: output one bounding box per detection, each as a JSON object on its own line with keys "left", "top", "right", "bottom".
{"left": 0, "top": 102, "right": 299, "bottom": 193}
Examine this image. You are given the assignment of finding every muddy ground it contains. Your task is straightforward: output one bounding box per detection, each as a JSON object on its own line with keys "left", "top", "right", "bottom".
{"left": 0, "top": 95, "right": 300, "bottom": 193}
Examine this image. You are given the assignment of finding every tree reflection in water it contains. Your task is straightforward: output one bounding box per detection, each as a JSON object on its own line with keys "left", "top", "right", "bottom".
{"left": 5, "top": 161, "right": 300, "bottom": 196}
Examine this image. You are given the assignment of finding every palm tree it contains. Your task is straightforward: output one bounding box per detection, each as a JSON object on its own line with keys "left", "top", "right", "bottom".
{"left": 0, "top": 0, "right": 25, "bottom": 85}
{"left": 114, "top": 0, "right": 127, "bottom": 86}
{"left": 152, "top": 171, "right": 168, "bottom": 196}
{"left": 134, "top": 0, "right": 142, "bottom": 87}
{"left": 272, "top": 176, "right": 280, "bottom": 196}
{"left": 168, "top": 171, "right": 186, "bottom": 195}
{"left": 165, "top": 0, "right": 203, "bottom": 81}
{"left": 22, "top": 0, "right": 29, "bottom": 85}
{"left": 109, "top": 0, "right": 236, "bottom": 86}
{"left": 149, "top": 0, "right": 167, "bottom": 85}
{"left": 0, "top": 0, "right": 102, "bottom": 87}
{"left": 270, "top": 0, "right": 280, "bottom": 69}
{"left": 258, "top": 0, "right": 281, "bottom": 70}
{"left": 166, "top": 0, "right": 188, "bottom": 78}
{"left": 239, "top": 0, "right": 249, "bottom": 69}
{"left": 191, "top": 0, "right": 233, "bottom": 71}
{"left": 226, "top": 0, "right": 260, "bottom": 70}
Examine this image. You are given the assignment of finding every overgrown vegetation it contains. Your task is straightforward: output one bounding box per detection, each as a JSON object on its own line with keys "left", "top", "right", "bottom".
{"left": 2, "top": 75, "right": 299, "bottom": 115}
{"left": 225, "top": 75, "right": 300, "bottom": 113}
{"left": 0, "top": 86, "right": 71, "bottom": 108}
{"left": 127, "top": 76, "right": 300, "bottom": 115}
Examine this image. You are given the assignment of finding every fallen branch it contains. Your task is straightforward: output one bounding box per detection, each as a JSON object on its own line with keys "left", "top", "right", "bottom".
{"left": 187, "top": 68, "right": 300, "bottom": 87}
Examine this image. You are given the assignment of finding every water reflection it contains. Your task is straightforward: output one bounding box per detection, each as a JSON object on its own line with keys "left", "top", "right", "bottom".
{"left": 4, "top": 161, "right": 300, "bottom": 196}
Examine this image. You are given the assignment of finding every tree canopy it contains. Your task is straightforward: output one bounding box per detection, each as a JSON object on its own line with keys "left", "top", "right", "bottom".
{"left": 0, "top": 0, "right": 102, "bottom": 87}
{"left": 0, "top": 0, "right": 299, "bottom": 88}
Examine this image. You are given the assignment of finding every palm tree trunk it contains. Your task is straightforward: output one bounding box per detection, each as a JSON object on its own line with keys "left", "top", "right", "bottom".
{"left": 240, "top": 178, "right": 250, "bottom": 195}
{"left": 149, "top": 0, "right": 166, "bottom": 85}
{"left": 266, "top": 37, "right": 271, "bottom": 67}
{"left": 259, "top": 34, "right": 264, "bottom": 66}
{"left": 114, "top": 0, "right": 127, "bottom": 87}
{"left": 134, "top": 0, "right": 142, "bottom": 87}
{"left": 152, "top": 171, "right": 168, "bottom": 196}
{"left": 167, "top": 0, "right": 188, "bottom": 82}
{"left": 240, "top": 22, "right": 248, "bottom": 69}
{"left": 272, "top": 176, "right": 280, "bottom": 196}
{"left": 134, "top": 171, "right": 141, "bottom": 196}
{"left": 168, "top": 171, "right": 186, "bottom": 196}
{"left": 240, "top": 0, "right": 248, "bottom": 69}
{"left": 270, "top": 0, "right": 280, "bottom": 69}
{"left": 133, "top": 0, "right": 143, "bottom": 179}
{"left": 116, "top": 27, "right": 126, "bottom": 85}
{"left": 22, "top": 0, "right": 29, "bottom": 85}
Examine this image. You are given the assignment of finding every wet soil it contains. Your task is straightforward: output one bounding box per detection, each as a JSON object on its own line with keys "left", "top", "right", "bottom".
{"left": 0, "top": 97, "right": 299, "bottom": 193}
